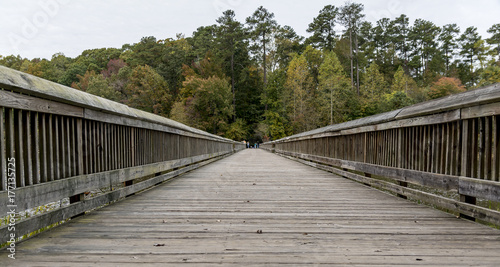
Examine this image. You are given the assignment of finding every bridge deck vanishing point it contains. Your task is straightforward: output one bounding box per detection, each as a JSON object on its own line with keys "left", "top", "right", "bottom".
{"left": 3, "top": 149, "right": 500, "bottom": 266}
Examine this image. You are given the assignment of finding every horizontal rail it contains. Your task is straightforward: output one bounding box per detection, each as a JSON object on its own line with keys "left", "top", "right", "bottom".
{"left": 263, "top": 83, "right": 500, "bottom": 226}
{"left": 0, "top": 66, "right": 245, "bottom": 244}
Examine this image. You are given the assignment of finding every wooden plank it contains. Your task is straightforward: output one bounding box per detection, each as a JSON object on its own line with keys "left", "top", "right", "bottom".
{"left": 0, "top": 107, "right": 5, "bottom": 191}
{"left": 478, "top": 117, "right": 485, "bottom": 179}
{"left": 33, "top": 112, "right": 41, "bottom": 184}
{"left": 83, "top": 108, "right": 230, "bottom": 144}
{"left": 16, "top": 109, "right": 25, "bottom": 187}
{"left": 47, "top": 114, "right": 54, "bottom": 181}
{"left": 5, "top": 111, "right": 15, "bottom": 186}
{"left": 485, "top": 117, "right": 492, "bottom": 180}
{"left": 54, "top": 115, "right": 60, "bottom": 180}
{"left": 70, "top": 118, "right": 77, "bottom": 176}
{"left": 461, "top": 120, "right": 471, "bottom": 177}
{"left": 66, "top": 117, "right": 72, "bottom": 177}
{"left": 459, "top": 176, "right": 500, "bottom": 202}
{"left": 0, "top": 89, "right": 83, "bottom": 117}
{"left": 396, "top": 83, "right": 500, "bottom": 119}
{"left": 60, "top": 116, "right": 67, "bottom": 178}
{"left": 494, "top": 116, "right": 499, "bottom": 181}
{"left": 472, "top": 118, "right": 478, "bottom": 178}
{"left": 462, "top": 101, "right": 500, "bottom": 119}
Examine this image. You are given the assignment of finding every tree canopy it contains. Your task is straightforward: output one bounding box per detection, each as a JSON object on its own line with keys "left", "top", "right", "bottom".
{"left": 2, "top": 3, "right": 499, "bottom": 143}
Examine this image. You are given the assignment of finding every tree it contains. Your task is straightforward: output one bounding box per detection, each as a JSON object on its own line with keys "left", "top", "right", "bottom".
{"left": 125, "top": 65, "right": 171, "bottom": 116}
{"left": 0, "top": 55, "right": 25, "bottom": 70}
{"left": 306, "top": 5, "right": 339, "bottom": 51}
{"left": 428, "top": 77, "right": 466, "bottom": 99}
{"left": 216, "top": 10, "right": 247, "bottom": 121}
{"left": 439, "top": 24, "right": 460, "bottom": 72}
{"left": 391, "top": 14, "right": 410, "bottom": 66}
{"left": 458, "top": 26, "right": 481, "bottom": 85}
{"left": 339, "top": 2, "right": 365, "bottom": 94}
{"left": 124, "top": 36, "right": 163, "bottom": 68}
{"left": 391, "top": 66, "right": 417, "bottom": 94}
{"left": 487, "top": 23, "right": 500, "bottom": 62}
{"left": 360, "top": 63, "right": 386, "bottom": 116}
{"left": 189, "top": 25, "right": 217, "bottom": 60}
{"left": 284, "top": 54, "right": 315, "bottom": 133}
{"left": 409, "top": 19, "right": 441, "bottom": 81}
{"left": 318, "top": 51, "right": 350, "bottom": 125}
{"left": 272, "top": 25, "right": 304, "bottom": 70}
{"left": 379, "top": 91, "right": 414, "bottom": 112}
{"left": 157, "top": 36, "right": 191, "bottom": 96}
{"left": 58, "top": 62, "right": 87, "bottom": 86}
{"left": 174, "top": 74, "right": 233, "bottom": 135}
{"left": 246, "top": 6, "right": 278, "bottom": 87}
{"left": 87, "top": 74, "right": 121, "bottom": 101}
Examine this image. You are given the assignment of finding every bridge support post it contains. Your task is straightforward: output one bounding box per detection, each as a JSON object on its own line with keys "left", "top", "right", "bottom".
{"left": 397, "top": 181, "right": 408, "bottom": 199}
{"left": 363, "top": 172, "right": 372, "bottom": 187}
{"left": 459, "top": 194, "right": 477, "bottom": 221}
{"left": 124, "top": 180, "right": 134, "bottom": 197}
{"left": 69, "top": 193, "right": 85, "bottom": 219}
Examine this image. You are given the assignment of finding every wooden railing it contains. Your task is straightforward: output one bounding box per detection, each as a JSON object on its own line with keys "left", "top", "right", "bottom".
{"left": 0, "top": 66, "right": 244, "bottom": 244}
{"left": 262, "top": 83, "right": 500, "bottom": 226}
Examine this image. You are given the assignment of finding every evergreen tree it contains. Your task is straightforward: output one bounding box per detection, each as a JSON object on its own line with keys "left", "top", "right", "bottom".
{"left": 339, "top": 2, "right": 365, "bottom": 94}
{"left": 306, "top": 5, "right": 339, "bottom": 51}
{"left": 487, "top": 24, "right": 500, "bottom": 62}
{"left": 439, "top": 24, "right": 460, "bottom": 73}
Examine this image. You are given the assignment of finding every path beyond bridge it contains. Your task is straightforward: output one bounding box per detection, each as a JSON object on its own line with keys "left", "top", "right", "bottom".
{"left": 2, "top": 149, "right": 500, "bottom": 266}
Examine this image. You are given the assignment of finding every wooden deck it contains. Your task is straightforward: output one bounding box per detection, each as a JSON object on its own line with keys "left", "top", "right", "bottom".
{"left": 3, "top": 149, "right": 500, "bottom": 266}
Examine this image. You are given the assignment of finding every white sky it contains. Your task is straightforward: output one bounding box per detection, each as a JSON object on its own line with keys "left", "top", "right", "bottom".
{"left": 1, "top": 0, "right": 499, "bottom": 59}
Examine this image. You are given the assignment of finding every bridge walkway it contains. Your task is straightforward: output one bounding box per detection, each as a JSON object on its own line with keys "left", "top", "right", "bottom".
{"left": 3, "top": 149, "right": 500, "bottom": 266}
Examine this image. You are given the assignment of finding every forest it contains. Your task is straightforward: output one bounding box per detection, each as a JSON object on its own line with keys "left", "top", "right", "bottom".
{"left": 1, "top": 3, "right": 500, "bottom": 143}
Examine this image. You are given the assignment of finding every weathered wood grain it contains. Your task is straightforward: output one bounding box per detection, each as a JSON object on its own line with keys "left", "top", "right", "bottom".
{"left": 0, "top": 89, "right": 84, "bottom": 118}
{"left": 2, "top": 149, "right": 499, "bottom": 266}
{"left": 0, "top": 107, "right": 5, "bottom": 191}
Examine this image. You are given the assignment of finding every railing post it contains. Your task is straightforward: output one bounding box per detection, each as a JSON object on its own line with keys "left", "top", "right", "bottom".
{"left": 459, "top": 194, "right": 477, "bottom": 221}
{"left": 397, "top": 181, "right": 408, "bottom": 199}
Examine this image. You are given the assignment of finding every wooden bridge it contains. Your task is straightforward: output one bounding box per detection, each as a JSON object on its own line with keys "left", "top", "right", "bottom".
{"left": 1, "top": 66, "right": 500, "bottom": 266}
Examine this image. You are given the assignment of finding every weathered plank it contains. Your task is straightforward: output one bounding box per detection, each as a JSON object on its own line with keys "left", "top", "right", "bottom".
{"left": 3, "top": 149, "right": 499, "bottom": 266}
{"left": 0, "top": 89, "right": 83, "bottom": 117}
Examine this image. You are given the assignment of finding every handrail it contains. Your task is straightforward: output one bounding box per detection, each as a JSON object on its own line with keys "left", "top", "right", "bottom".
{"left": 262, "top": 83, "right": 500, "bottom": 226}
{"left": 0, "top": 66, "right": 245, "bottom": 244}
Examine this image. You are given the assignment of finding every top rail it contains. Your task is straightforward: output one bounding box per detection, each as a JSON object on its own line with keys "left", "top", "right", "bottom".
{"left": 262, "top": 83, "right": 500, "bottom": 226}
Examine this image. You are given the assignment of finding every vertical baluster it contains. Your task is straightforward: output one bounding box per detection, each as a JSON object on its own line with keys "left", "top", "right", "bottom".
{"left": 0, "top": 108, "right": 5, "bottom": 191}
{"left": 16, "top": 110, "right": 25, "bottom": 187}
{"left": 33, "top": 112, "right": 41, "bottom": 184}
{"left": 483, "top": 117, "right": 491, "bottom": 180}
{"left": 493, "top": 116, "right": 499, "bottom": 181}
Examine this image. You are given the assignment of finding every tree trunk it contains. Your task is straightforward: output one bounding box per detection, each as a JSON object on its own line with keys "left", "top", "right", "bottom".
{"left": 263, "top": 32, "right": 268, "bottom": 113}
{"left": 330, "top": 87, "right": 333, "bottom": 125}
{"left": 349, "top": 28, "right": 354, "bottom": 92}
{"left": 231, "top": 53, "right": 235, "bottom": 122}
{"left": 355, "top": 33, "right": 360, "bottom": 95}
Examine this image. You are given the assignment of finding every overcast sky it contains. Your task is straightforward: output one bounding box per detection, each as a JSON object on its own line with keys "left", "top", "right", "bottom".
{"left": 1, "top": 0, "right": 499, "bottom": 59}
